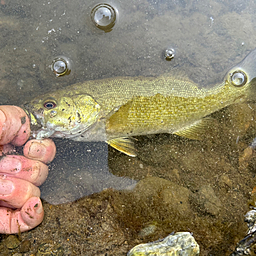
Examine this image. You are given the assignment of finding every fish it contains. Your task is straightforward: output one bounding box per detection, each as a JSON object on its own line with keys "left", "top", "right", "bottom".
{"left": 22, "top": 49, "right": 256, "bottom": 157}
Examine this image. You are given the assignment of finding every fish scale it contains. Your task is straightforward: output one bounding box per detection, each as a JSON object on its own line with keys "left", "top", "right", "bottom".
{"left": 106, "top": 83, "right": 247, "bottom": 138}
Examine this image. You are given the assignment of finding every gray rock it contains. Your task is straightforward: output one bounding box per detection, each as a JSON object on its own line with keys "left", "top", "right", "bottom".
{"left": 127, "top": 232, "right": 200, "bottom": 256}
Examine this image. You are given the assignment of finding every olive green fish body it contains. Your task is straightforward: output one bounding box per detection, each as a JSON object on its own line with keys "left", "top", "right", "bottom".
{"left": 105, "top": 79, "right": 248, "bottom": 138}
{"left": 23, "top": 49, "right": 256, "bottom": 156}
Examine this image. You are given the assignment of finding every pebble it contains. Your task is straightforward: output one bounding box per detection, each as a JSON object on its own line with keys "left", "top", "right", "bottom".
{"left": 4, "top": 235, "right": 20, "bottom": 249}
{"left": 36, "top": 241, "right": 64, "bottom": 256}
{"left": 138, "top": 224, "right": 158, "bottom": 238}
{"left": 19, "top": 239, "right": 31, "bottom": 253}
{"left": 219, "top": 174, "right": 232, "bottom": 188}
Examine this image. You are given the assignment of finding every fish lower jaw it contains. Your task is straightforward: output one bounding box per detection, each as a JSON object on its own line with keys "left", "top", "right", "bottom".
{"left": 32, "top": 129, "right": 55, "bottom": 140}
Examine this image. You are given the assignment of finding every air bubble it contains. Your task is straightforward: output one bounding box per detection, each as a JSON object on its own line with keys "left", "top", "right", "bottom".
{"left": 164, "top": 48, "right": 175, "bottom": 61}
{"left": 230, "top": 70, "right": 247, "bottom": 87}
{"left": 91, "top": 3, "right": 116, "bottom": 32}
{"left": 50, "top": 56, "right": 72, "bottom": 77}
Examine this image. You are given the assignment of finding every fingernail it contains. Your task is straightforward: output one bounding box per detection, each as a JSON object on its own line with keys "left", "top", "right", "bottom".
{"left": 34, "top": 200, "right": 43, "bottom": 214}
{"left": 0, "top": 157, "right": 21, "bottom": 173}
{"left": 31, "top": 162, "right": 40, "bottom": 181}
{"left": 28, "top": 142, "right": 46, "bottom": 159}
{"left": 0, "top": 179, "right": 14, "bottom": 195}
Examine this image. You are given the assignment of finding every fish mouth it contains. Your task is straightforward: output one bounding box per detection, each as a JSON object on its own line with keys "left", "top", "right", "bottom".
{"left": 21, "top": 103, "right": 44, "bottom": 132}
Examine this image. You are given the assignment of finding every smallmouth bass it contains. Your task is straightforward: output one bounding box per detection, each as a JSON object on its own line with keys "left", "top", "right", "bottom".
{"left": 23, "top": 49, "right": 256, "bottom": 156}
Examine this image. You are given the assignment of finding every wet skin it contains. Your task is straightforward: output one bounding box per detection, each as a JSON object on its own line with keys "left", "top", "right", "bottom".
{"left": 0, "top": 106, "right": 56, "bottom": 234}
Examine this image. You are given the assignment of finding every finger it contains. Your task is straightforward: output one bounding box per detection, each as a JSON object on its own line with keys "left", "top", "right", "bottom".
{"left": 0, "top": 176, "right": 40, "bottom": 209}
{"left": 0, "top": 106, "right": 30, "bottom": 146}
{"left": 0, "top": 197, "right": 44, "bottom": 234}
{"left": 0, "top": 155, "right": 49, "bottom": 186}
{"left": 0, "top": 144, "right": 15, "bottom": 155}
{"left": 11, "top": 107, "right": 31, "bottom": 146}
{"left": 23, "top": 139, "right": 56, "bottom": 164}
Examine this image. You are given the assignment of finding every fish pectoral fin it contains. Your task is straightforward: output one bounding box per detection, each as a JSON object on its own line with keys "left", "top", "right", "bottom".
{"left": 106, "top": 137, "right": 137, "bottom": 157}
{"left": 174, "top": 117, "right": 218, "bottom": 141}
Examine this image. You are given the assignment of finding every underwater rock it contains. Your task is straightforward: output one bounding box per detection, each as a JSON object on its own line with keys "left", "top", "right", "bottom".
{"left": 127, "top": 232, "right": 199, "bottom": 256}
{"left": 230, "top": 209, "right": 256, "bottom": 255}
{"left": 4, "top": 235, "right": 20, "bottom": 249}
{"left": 134, "top": 177, "right": 192, "bottom": 218}
{"left": 161, "top": 185, "right": 190, "bottom": 215}
{"left": 190, "top": 184, "right": 222, "bottom": 216}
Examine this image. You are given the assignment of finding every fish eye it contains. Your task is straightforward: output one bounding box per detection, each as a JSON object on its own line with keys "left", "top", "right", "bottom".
{"left": 230, "top": 70, "right": 247, "bottom": 87}
{"left": 44, "top": 101, "right": 57, "bottom": 109}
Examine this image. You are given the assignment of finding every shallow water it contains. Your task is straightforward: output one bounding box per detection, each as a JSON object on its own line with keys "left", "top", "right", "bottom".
{"left": 1, "top": 0, "right": 256, "bottom": 255}
{"left": 40, "top": 140, "right": 137, "bottom": 204}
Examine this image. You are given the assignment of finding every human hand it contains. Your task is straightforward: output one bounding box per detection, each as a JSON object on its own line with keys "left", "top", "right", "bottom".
{"left": 0, "top": 106, "right": 56, "bottom": 234}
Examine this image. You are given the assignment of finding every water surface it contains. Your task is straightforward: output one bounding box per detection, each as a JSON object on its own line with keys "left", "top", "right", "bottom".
{"left": 1, "top": 0, "right": 256, "bottom": 255}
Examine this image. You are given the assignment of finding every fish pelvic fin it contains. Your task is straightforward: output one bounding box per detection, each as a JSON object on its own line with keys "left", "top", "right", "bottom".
{"left": 174, "top": 117, "right": 218, "bottom": 141}
{"left": 106, "top": 137, "right": 137, "bottom": 157}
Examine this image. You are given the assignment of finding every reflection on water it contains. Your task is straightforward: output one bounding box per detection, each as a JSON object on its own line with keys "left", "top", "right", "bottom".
{"left": 1, "top": 0, "right": 256, "bottom": 106}
{"left": 1, "top": 0, "right": 256, "bottom": 255}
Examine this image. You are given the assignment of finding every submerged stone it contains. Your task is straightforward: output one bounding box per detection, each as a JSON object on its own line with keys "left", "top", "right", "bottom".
{"left": 127, "top": 232, "right": 199, "bottom": 256}
{"left": 4, "top": 235, "right": 20, "bottom": 249}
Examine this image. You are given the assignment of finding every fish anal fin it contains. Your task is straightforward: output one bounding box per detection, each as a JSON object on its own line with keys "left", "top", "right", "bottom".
{"left": 174, "top": 117, "right": 218, "bottom": 141}
{"left": 106, "top": 137, "right": 137, "bottom": 157}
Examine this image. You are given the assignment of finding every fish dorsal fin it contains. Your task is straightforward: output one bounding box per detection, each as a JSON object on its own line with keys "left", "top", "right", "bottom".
{"left": 160, "top": 72, "right": 225, "bottom": 98}
{"left": 106, "top": 137, "right": 137, "bottom": 157}
{"left": 158, "top": 73, "right": 210, "bottom": 98}
{"left": 174, "top": 117, "right": 218, "bottom": 140}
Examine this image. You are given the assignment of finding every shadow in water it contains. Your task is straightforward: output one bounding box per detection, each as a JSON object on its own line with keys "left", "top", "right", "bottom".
{"left": 39, "top": 139, "right": 137, "bottom": 205}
